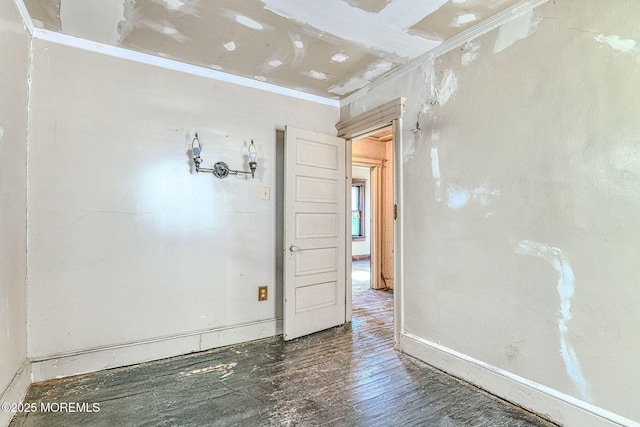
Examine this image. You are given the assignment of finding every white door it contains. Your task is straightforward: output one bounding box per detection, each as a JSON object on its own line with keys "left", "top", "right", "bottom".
{"left": 284, "top": 126, "right": 347, "bottom": 340}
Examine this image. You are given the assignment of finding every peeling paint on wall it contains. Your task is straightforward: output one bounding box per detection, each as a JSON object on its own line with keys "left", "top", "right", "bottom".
{"left": 223, "top": 41, "right": 236, "bottom": 51}
{"left": 515, "top": 241, "right": 592, "bottom": 402}
{"left": 493, "top": 9, "right": 541, "bottom": 53}
{"left": 594, "top": 34, "right": 638, "bottom": 54}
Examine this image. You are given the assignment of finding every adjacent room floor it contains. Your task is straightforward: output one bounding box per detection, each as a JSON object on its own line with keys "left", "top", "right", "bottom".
{"left": 9, "top": 262, "right": 556, "bottom": 426}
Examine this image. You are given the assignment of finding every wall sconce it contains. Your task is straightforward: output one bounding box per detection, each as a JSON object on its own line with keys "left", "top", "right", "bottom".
{"left": 191, "top": 133, "right": 258, "bottom": 179}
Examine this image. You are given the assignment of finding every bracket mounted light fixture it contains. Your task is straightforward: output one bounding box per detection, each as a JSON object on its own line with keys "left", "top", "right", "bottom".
{"left": 191, "top": 133, "right": 258, "bottom": 179}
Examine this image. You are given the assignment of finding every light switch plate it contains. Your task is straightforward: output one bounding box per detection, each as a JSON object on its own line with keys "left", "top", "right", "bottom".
{"left": 260, "top": 187, "right": 270, "bottom": 200}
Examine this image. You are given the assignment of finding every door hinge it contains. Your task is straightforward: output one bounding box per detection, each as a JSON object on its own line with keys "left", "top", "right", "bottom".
{"left": 394, "top": 204, "right": 398, "bottom": 220}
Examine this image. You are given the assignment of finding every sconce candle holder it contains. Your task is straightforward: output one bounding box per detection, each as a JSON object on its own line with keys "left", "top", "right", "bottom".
{"left": 191, "top": 133, "right": 258, "bottom": 179}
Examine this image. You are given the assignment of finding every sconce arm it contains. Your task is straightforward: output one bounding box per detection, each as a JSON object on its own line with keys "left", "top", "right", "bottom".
{"left": 191, "top": 134, "right": 257, "bottom": 179}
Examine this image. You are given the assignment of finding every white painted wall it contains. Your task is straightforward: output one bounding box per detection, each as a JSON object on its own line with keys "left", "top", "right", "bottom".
{"left": 26, "top": 39, "right": 339, "bottom": 379}
{"left": 343, "top": 0, "right": 640, "bottom": 425}
{"left": 351, "top": 165, "right": 371, "bottom": 257}
{"left": 0, "top": 0, "right": 30, "bottom": 423}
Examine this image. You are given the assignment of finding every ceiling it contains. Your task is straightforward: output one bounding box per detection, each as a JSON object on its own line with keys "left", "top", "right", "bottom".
{"left": 22, "top": 0, "right": 521, "bottom": 100}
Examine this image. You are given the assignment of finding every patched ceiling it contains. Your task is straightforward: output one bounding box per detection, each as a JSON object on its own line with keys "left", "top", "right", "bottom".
{"left": 23, "top": 0, "right": 521, "bottom": 99}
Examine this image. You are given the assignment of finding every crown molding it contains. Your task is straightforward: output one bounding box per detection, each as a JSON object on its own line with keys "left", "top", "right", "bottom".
{"left": 341, "top": 0, "right": 550, "bottom": 107}
{"left": 28, "top": 28, "right": 340, "bottom": 107}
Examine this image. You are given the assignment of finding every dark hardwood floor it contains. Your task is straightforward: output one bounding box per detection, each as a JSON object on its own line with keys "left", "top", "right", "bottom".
{"left": 9, "top": 263, "right": 556, "bottom": 426}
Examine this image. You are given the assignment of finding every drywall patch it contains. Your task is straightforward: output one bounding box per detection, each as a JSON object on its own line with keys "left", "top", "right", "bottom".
{"left": 288, "top": 34, "right": 306, "bottom": 67}
{"left": 329, "top": 76, "right": 364, "bottom": 96}
{"left": 515, "top": 241, "right": 592, "bottom": 402}
{"left": 493, "top": 9, "right": 541, "bottom": 53}
{"left": 594, "top": 34, "right": 638, "bottom": 54}
{"left": 221, "top": 9, "right": 271, "bottom": 31}
{"left": 308, "top": 70, "right": 328, "bottom": 80}
{"left": 453, "top": 13, "right": 477, "bottom": 27}
{"left": 162, "top": 0, "right": 184, "bottom": 10}
{"left": 331, "top": 53, "right": 349, "bottom": 63}
{"left": 328, "top": 61, "right": 393, "bottom": 96}
{"left": 436, "top": 69, "right": 458, "bottom": 107}
{"left": 0, "top": 126, "right": 4, "bottom": 140}
{"left": 259, "top": 0, "right": 441, "bottom": 59}
{"left": 149, "top": 0, "right": 199, "bottom": 15}
{"left": 235, "top": 14, "right": 265, "bottom": 30}
{"left": 461, "top": 41, "right": 481, "bottom": 66}
{"left": 136, "top": 17, "right": 189, "bottom": 42}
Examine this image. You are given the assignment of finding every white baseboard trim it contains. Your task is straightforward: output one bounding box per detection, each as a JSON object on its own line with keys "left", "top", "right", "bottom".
{"left": 399, "top": 333, "right": 639, "bottom": 427}
{"left": 0, "top": 358, "right": 32, "bottom": 427}
{"left": 31, "top": 318, "right": 282, "bottom": 383}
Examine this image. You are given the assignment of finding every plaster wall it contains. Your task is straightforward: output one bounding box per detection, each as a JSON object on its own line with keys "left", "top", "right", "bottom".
{"left": 343, "top": 0, "right": 640, "bottom": 424}
{"left": 0, "top": 0, "right": 30, "bottom": 421}
{"left": 26, "top": 39, "right": 339, "bottom": 377}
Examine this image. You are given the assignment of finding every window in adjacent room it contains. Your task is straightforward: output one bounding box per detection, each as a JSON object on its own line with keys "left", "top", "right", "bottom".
{"left": 352, "top": 179, "right": 366, "bottom": 240}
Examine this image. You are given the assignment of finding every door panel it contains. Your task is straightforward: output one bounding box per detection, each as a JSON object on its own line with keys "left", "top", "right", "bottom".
{"left": 284, "top": 126, "right": 346, "bottom": 340}
{"left": 295, "top": 213, "right": 338, "bottom": 239}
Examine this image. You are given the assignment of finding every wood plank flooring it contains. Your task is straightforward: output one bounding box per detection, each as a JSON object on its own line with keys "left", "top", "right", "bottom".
{"left": 9, "top": 265, "right": 556, "bottom": 426}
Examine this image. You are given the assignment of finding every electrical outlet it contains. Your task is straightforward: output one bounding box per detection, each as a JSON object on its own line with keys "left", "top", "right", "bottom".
{"left": 258, "top": 286, "right": 268, "bottom": 301}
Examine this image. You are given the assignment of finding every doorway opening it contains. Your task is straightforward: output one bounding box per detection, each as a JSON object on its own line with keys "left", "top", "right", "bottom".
{"left": 350, "top": 125, "right": 394, "bottom": 312}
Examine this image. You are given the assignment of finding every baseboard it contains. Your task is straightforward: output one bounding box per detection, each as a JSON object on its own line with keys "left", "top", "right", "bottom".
{"left": 399, "top": 333, "right": 638, "bottom": 427}
{"left": 31, "top": 318, "right": 282, "bottom": 383}
{"left": 0, "top": 358, "right": 32, "bottom": 427}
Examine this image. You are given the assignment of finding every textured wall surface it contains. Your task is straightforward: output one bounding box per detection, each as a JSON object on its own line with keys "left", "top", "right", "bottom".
{"left": 343, "top": 0, "right": 640, "bottom": 423}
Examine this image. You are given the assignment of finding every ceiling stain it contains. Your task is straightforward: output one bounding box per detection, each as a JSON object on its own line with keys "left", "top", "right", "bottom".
{"left": 22, "top": 0, "right": 526, "bottom": 99}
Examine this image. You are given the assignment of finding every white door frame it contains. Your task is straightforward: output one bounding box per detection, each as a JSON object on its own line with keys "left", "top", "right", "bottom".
{"left": 352, "top": 157, "right": 384, "bottom": 291}
{"left": 336, "top": 97, "right": 405, "bottom": 348}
